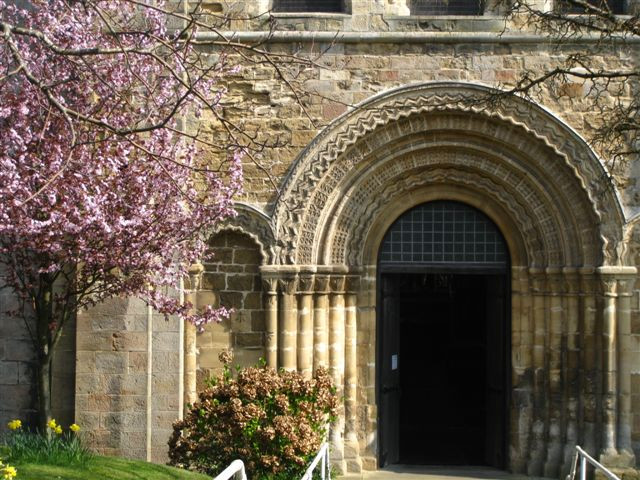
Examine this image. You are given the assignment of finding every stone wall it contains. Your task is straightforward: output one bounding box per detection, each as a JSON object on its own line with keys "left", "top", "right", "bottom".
{"left": 196, "top": 231, "right": 265, "bottom": 386}
{"left": 0, "top": 266, "right": 75, "bottom": 430}
{"left": 204, "top": 37, "right": 638, "bottom": 216}
{"left": 75, "top": 297, "right": 181, "bottom": 462}
{"left": 0, "top": 278, "right": 36, "bottom": 428}
{"left": 2, "top": 1, "right": 640, "bottom": 473}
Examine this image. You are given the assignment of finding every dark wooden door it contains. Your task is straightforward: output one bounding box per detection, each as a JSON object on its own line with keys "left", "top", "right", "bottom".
{"left": 379, "top": 274, "right": 400, "bottom": 467}
{"left": 485, "top": 274, "right": 506, "bottom": 468}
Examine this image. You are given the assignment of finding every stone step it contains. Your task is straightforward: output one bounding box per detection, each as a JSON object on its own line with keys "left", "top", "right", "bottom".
{"left": 339, "top": 466, "right": 553, "bottom": 480}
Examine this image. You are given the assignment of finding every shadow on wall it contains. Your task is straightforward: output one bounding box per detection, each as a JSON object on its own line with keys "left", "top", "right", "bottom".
{"left": 196, "top": 231, "right": 266, "bottom": 388}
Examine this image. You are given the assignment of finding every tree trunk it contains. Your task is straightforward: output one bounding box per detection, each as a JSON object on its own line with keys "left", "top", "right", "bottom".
{"left": 37, "top": 354, "right": 52, "bottom": 432}
{"left": 35, "top": 276, "right": 54, "bottom": 432}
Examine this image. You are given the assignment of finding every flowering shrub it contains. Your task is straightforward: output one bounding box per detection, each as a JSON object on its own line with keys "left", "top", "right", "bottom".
{"left": 168, "top": 353, "right": 338, "bottom": 479}
{"left": 2, "top": 419, "right": 90, "bottom": 467}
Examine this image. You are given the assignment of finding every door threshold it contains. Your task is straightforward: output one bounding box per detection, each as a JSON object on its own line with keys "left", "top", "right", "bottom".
{"left": 340, "top": 465, "right": 553, "bottom": 480}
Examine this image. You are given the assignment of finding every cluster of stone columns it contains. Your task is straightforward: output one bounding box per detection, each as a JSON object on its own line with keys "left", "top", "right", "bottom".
{"left": 510, "top": 265, "right": 637, "bottom": 477}
{"left": 260, "top": 266, "right": 361, "bottom": 474}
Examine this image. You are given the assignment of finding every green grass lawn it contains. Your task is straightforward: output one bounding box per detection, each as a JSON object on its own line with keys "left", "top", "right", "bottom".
{"left": 12, "top": 455, "right": 212, "bottom": 480}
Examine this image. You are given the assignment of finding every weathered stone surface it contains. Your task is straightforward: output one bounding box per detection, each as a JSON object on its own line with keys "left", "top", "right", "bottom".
{"left": 3, "top": 2, "right": 640, "bottom": 472}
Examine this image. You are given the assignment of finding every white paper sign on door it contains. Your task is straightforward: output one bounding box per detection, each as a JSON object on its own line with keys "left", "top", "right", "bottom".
{"left": 391, "top": 354, "right": 398, "bottom": 370}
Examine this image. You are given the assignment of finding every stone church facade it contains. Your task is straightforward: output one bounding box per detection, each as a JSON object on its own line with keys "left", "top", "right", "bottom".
{"left": 2, "top": 0, "right": 640, "bottom": 477}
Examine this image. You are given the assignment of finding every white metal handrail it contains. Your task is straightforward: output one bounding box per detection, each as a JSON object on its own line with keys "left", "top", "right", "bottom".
{"left": 566, "top": 446, "right": 621, "bottom": 480}
{"left": 213, "top": 459, "right": 247, "bottom": 480}
{"left": 213, "top": 442, "right": 330, "bottom": 480}
{"left": 300, "top": 442, "right": 331, "bottom": 480}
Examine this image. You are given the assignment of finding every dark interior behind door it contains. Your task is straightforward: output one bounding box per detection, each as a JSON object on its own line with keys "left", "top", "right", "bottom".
{"left": 379, "top": 275, "right": 400, "bottom": 466}
{"left": 378, "top": 273, "right": 507, "bottom": 468}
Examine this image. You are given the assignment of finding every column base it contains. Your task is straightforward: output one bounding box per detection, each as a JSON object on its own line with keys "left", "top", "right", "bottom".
{"left": 331, "top": 459, "right": 347, "bottom": 476}
{"left": 344, "top": 440, "right": 362, "bottom": 473}
{"left": 600, "top": 449, "right": 636, "bottom": 468}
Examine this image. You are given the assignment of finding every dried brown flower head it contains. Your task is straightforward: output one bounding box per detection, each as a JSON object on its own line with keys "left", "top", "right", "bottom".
{"left": 168, "top": 361, "right": 337, "bottom": 480}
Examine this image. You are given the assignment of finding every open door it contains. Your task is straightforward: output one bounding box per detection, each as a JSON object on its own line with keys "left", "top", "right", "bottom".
{"left": 379, "top": 274, "right": 400, "bottom": 467}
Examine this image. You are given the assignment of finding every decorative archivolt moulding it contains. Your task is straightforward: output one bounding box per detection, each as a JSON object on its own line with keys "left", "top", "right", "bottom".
{"left": 269, "top": 82, "right": 625, "bottom": 268}
{"left": 216, "top": 82, "right": 628, "bottom": 269}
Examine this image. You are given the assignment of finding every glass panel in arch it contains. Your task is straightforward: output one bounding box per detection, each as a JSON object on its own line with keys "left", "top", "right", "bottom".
{"left": 379, "top": 201, "right": 508, "bottom": 266}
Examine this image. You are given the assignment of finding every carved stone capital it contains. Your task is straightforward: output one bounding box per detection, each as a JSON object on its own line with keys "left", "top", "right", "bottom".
{"left": 600, "top": 277, "right": 618, "bottom": 297}
{"left": 345, "top": 275, "right": 361, "bottom": 294}
{"left": 329, "top": 274, "right": 346, "bottom": 294}
{"left": 297, "top": 274, "right": 315, "bottom": 294}
{"left": 278, "top": 275, "right": 299, "bottom": 296}
{"left": 186, "top": 263, "right": 205, "bottom": 290}
{"left": 315, "top": 274, "right": 330, "bottom": 294}
{"left": 617, "top": 278, "right": 633, "bottom": 297}
{"left": 261, "top": 276, "right": 278, "bottom": 294}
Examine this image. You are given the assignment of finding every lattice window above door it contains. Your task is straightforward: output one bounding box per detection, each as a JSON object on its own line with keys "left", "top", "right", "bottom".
{"left": 379, "top": 201, "right": 508, "bottom": 266}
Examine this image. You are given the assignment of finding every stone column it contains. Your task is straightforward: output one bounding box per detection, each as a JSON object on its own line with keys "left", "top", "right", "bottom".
{"left": 600, "top": 274, "right": 618, "bottom": 460}
{"left": 344, "top": 275, "right": 361, "bottom": 473}
{"left": 329, "top": 274, "right": 347, "bottom": 474}
{"left": 278, "top": 275, "right": 298, "bottom": 371}
{"left": 313, "top": 274, "right": 330, "bottom": 371}
{"left": 262, "top": 276, "right": 278, "bottom": 369}
{"left": 297, "top": 273, "right": 314, "bottom": 378}
{"left": 544, "top": 269, "right": 564, "bottom": 478}
{"left": 579, "top": 269, "right": 598, "bottom": 454}
{"left": 616, "top": 275, "right": 636, "bottom": 465}
{"left": 527, "top": 268, "right": 547, "bottom": 476}
{"left": 184, "top": 263, "right": 203, "bottom": 409}
{"left": 511, "top": 266, "right": 532, "bottom": 473}
{"left": 562, "top": 268, "right": 581, "bottom": 473}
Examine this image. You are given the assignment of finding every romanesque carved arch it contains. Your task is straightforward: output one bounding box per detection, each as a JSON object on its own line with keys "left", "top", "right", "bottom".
{"left": 210, "top": 202, "right": 276, "bottom": 264}
{"left": 272, "top": 82, "right": 626, "bottom": 268}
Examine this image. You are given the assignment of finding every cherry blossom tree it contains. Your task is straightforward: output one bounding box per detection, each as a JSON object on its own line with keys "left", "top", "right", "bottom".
{"left": 0, "top": 0, "right": 308, "bottom": 429}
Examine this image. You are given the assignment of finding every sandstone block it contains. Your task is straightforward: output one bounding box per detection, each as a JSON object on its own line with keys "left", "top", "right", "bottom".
{"left": 202, "top": 272, "right": 225, "bottom": 290}
{"left": 0, "top": 361, "right": 18, "bottom": 385}
{"left": 153, "top": 332, "right": 178, "bottom": 352}
{"left": 226, "top": 274, "right": 255, "bottom": 292}
{"left": 96, "top": 352, "right": 128, "bottom": 373}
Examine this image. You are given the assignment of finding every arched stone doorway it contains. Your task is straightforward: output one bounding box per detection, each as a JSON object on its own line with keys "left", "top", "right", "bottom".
{"left": 377, "top": 200, "right": 510, "bottom": 468}
{"left": 220, "top": 82, "right": 638, "bottom": 476}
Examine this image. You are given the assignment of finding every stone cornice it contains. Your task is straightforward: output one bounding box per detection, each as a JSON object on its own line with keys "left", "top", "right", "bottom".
{"left": 196, "top": 31, "right": 640, "bottom": 44}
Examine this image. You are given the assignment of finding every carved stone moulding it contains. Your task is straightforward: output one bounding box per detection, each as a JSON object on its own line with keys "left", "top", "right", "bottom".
{"left": 271, "top": 82, "right": 626, "bottom": 270}
{"left": 208, "top": 202, "right": 277, "bottom": 264}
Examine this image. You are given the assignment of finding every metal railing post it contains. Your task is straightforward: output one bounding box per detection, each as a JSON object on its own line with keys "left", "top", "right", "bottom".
{"left": 213, "top": 459, "right": 247, "bottom": 480}
{"left": 214, "top": 441, "right": 330, "bottom": 480}
{"left": 566, "top": 446, "right": 622, "bottom": 480}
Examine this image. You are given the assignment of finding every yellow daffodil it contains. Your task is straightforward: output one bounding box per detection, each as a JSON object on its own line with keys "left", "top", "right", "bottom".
{"left": 7, "top": 420, "right": 21, "bottom": 430}
{"left": 1, "top": 465, "right": 17, "bottom": 480}
{"left": 54, "top": 425, "right": 63, "bottom": 435}
{"left": 47, "top": 419, "right": 57, "bottom": 429}
{"left": 69, "top": 423, "right": 80, "bottom": 432}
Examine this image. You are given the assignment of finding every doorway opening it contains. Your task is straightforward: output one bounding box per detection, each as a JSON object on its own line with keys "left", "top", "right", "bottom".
{"left": 377, "top": 201, "right": 510, "bottom": 468}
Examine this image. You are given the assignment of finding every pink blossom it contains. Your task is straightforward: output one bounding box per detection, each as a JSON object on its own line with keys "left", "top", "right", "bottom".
{"left": 0, "top": 1, "right": 244, "bottom": 336}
